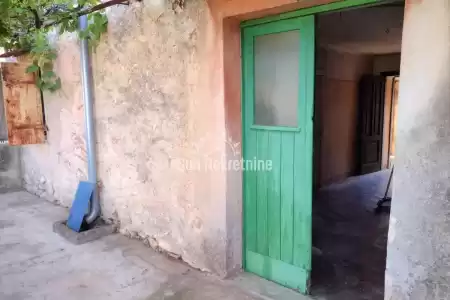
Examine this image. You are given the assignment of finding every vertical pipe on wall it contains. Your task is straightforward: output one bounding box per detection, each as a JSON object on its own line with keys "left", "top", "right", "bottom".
{"left": 79, "top": 14, "right": 100, "bottom": 224}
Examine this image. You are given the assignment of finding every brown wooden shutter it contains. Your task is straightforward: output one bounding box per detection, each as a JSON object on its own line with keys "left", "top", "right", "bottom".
{"left": 1, "top": 57, "right": 46, "bottom": 145}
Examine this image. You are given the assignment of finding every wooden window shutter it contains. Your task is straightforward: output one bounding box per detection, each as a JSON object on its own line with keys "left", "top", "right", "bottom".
{"left": 1, "top": 56, "right": 46, "bottom": 145}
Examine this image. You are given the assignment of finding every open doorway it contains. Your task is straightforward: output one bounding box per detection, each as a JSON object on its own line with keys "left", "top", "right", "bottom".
{"left": 311, "top": 1, "right": 404, "bottom": 299}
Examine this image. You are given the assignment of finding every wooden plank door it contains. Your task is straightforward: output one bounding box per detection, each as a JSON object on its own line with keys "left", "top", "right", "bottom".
{"left": 1, "top": 57, "right": 46, "bottom": 145}
{"left": 359, "top": 75, "right": 385, "bottom": 174}
{"left": 242, "top": 15, "right": 315, "bottom": 294}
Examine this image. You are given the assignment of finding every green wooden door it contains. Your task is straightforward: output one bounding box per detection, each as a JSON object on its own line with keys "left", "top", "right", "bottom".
{"left": 242, "top": 15, "right": 315, "bottom": 294}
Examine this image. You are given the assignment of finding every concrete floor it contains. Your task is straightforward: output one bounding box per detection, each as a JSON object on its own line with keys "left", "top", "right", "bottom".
{"left": 311, "top": 170, "right": 392, "bottom": 300}
{"left": 0, "top": 191, "right": 308, "bottom": 300}
{"left": 0, "top": 171, "right": 391, "bottom": 300}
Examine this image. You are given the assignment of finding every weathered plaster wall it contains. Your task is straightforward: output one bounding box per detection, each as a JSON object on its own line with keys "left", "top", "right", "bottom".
{"left": 385, "top": 0, "right": 450, "bottom": 299}
{"left": 21, "top": 0, "right": 231, "bottom": 274}
{"left": 20, "top": 0, "right": 347, "bottom": 276}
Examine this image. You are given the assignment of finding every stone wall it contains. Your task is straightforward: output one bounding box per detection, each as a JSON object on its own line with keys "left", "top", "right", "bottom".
{"left": 20, "top": 0, "right": 231, "bottom": 275}
{"left": 0, "top": 145, "right": 21, "bottom": 190}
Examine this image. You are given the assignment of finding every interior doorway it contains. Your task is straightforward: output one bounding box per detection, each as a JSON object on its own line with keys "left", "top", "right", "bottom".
{"left": 311, "top": 1, "right": 404, "bottom": 299}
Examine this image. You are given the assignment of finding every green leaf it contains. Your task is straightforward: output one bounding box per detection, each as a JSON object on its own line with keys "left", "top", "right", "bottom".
{"left": 36, "top": 78, "right": 44, "bottom": 90}
{"left": 42, "top": 70, "right": 56, "bottom": 78}
{"left": 78, "top": 30, "right": 89, "bottom": 39}
{"left": 38, "top": 56, "right": 51, "bottom": 68}
{"left": 13, "top": 8, "right": 25, "bottom": 14}
{"left": 26, "top": 64, "right": 39, "bottom": 73}
{"left": 46, "top": 52, "right": 57, "bottom": 60}
{"left": 51, "top": 78, "right": 62, "bottom": 91}
{"left": 1, "top": 0, "right": 108, "bottom": 92}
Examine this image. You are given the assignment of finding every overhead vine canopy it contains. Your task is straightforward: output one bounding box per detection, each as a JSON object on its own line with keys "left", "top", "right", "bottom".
{"left": 0, "top": 0, "right": 130, "bottom": 91}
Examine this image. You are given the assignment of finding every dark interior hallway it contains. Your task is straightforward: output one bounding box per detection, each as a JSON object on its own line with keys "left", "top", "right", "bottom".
{"left": 311, "top": 170, "right": 392, "bottom": 300}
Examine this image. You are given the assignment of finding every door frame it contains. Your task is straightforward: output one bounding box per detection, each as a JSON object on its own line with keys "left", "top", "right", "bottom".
{"left": 241, "top": 0, "right": 386, "bottom": 28}
{"left": 240, "top": 0, "right": 391, "bottom": 294}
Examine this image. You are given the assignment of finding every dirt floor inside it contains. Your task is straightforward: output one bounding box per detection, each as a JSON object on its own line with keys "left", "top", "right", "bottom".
{"left": 311, "top": 170, "right": 392, "bottom": 300}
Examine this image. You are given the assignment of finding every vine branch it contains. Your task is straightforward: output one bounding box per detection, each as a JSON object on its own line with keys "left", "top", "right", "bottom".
{"left": 42, "top": 0, "right": 131, "bottom": 29}
{"left": 29, "top": 8, "right": 42, "bottom": 29}
{"left": 0, "top": 49, "right": 29, "bottom": 58}
{"left": 0, "top": 0, "right": 131, "bottom": 58}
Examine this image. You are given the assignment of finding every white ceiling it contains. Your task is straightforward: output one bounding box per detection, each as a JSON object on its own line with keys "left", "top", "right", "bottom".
{"left": 317, "top": 4, "right": 404, "bottom": 54}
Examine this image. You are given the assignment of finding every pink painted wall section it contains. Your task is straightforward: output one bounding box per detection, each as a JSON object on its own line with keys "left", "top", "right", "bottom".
{"left": 217, "top": 0, "right": 344, "bottom": 144}
{"left": 210, "top": 0, "right": 342, "bottom": 20}
{"left": 19, "top": 0, "right": 345, "bottom": 276}
{"left": 212, "top": 0, "right": 345, "bottom": 272}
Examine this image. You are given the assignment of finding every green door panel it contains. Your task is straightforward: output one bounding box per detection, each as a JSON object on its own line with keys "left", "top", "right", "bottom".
{"left": 242, "top": 15, "right": 315, "bottom": 294}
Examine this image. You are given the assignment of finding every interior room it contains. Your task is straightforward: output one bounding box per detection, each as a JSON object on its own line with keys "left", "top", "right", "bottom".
{"left": 311, "top": 2, "right": 403, "bottom": 299}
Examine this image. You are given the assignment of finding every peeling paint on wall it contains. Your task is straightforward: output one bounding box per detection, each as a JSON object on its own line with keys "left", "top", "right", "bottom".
{"left": 20, "top": 0, "right": 230, "bottom": 275}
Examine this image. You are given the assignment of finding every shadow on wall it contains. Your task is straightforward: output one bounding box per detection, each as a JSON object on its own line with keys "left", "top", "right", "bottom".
{"left": 0, "top": 79, "right": 8, "bottom": 141}
{"left": 0, "top": 73, "right": 22, "bottom": 190}
{"left": 0, "top": 145, "right": 21, "bottom": 190}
